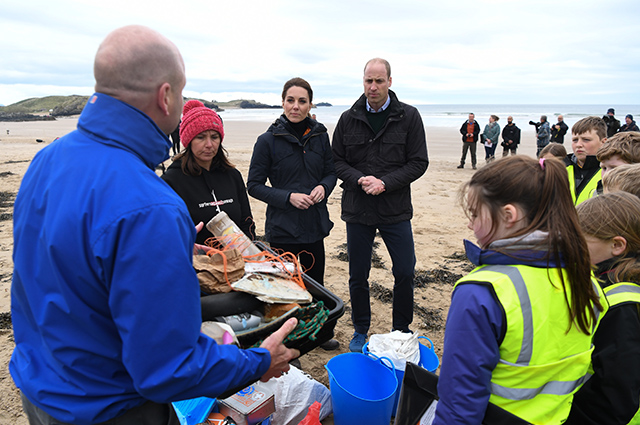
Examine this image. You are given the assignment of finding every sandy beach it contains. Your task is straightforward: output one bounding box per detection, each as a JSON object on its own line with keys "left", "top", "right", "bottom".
{"left": 0, "top": 117, "right": 541, "bottom": 424}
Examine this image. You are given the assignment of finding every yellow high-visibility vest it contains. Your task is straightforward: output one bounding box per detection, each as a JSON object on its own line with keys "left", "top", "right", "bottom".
{"left": 455, "top": 265, "right": 607, "bottom": 424}
{"left": 604, "top": 282, "right": 640, "bottom": 307}
{"left": 604, "top": 282, "right": 640, "bottom": 425}
{"left": 567, "top": 165, "right": 601, "bottom": 205}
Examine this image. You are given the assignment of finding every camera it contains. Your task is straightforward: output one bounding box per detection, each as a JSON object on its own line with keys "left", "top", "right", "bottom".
{"left": 529, "top": 121, "right": 541, "bottom": 131}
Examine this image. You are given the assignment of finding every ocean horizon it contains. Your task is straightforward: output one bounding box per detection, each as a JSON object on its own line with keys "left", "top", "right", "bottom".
{"left": 219, "top": 104, "right": 640, "bottom": 130}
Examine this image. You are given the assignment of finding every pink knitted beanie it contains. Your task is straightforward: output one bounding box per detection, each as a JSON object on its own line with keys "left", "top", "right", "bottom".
{"left": 179, "top": 100, "right": 224, "bottom": 147}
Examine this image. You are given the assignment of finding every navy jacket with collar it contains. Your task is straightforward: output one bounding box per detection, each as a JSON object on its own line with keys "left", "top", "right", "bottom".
{"left": 331, "top": 90, "right": 428, "bottom": 226}
{"left": 247, "top": 115, "right": 336, "bottom": 244}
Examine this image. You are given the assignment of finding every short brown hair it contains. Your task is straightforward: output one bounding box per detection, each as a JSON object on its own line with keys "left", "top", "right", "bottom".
{"left": 572, "top": 116, "right": 607, "bottom": 141}
{"left": 596, "top": 131, "right": 640, "bottom": 163}
{"left": 602, "top": 163, "right": 640, "bottom": 198}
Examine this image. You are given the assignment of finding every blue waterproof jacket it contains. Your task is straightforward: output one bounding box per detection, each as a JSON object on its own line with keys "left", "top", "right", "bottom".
{"left": 10, "top": 93, "right": 270, "bottom": 425}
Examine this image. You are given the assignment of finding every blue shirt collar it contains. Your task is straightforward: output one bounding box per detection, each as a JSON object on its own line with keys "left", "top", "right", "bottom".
{"left": 366, "top": 95, "right": 391, "bottom": 113}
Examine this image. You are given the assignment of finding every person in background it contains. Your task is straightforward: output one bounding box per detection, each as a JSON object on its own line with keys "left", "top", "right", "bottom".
{"left": 536, "top": 115, "right": 551, "bottom": 156}
{"left": 538, "top": 142, "right": 567, "bottom": 160}
{"left": 592, "top": 131, "right": 640, "bottom": 196}
{"left": 458, "top": 113, "right": 481, "bottom": 169}
{"left": 170, "top": 121, "right": 181, "bottom": 156}
{"left": 332, "top": 58, "right": 429, "bottom": 352}
{"left": 602, "top": 163, "right": 640, "bottom": 198}
{"left": 10, "top": 25, "right": 298, "bottom": 425}
{"left": 619, "top": 114, "right": 640, "bottom": 132}
{"left": 482, "top": 115, "right": 500, "bottom": 164}
{"left": 162, "top": 100, "right": 255, "bottom": 246}
{"left": 597, "top": 131, "right": 640, "bottom": 176}
{"left": 602, "top": 108, "right": 621, "bottom": 137}
{"left": 564, "top": 116, "right": 607, "bottom": 205}
{"left": 433, "top": 156, "right": 606, "bottom": 424}
{"left": 501, "top": 116, "right": 520, "bottom": 157}
{"left": 247, "top": 77, "right": 339, "bottom": 351}
{"left": 566, "top": 192, "right": 640, "bottom": 425}
{"left": 551, "top": 114, "right": 569, "bottom": 144}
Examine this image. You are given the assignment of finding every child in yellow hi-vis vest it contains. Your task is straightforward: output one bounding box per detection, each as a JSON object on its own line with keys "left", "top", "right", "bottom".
{"left": 433, "top": 155, "right": 607, "bottom": 425}
{"left": 563, "top": 116, "right": 607, "bottom": 205}
{"left": 566, "top": 192, "right": 640, "bottom": 424}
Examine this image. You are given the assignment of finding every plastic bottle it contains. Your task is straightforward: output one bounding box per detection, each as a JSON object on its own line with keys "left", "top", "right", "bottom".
{"left": 216, "top": 313, "right": 262, "bottom": 333}
{"left": 206, "top": 211, "right": 263, "bottom": 259}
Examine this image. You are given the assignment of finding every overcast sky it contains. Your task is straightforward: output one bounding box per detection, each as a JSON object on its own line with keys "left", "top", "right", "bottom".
{"left": 1, "top": 0, "right": 638, "bottom": 107}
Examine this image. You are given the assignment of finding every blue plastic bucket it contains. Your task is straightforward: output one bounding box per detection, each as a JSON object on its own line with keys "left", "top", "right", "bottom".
{"left": 418, "top": 336, "right": 440, "bottom": 372}
{"left": 325, "top": 353, "right": 397, "bottom": 425}
{"left": 363, "top": 336, "right": 440, "bottom": 416}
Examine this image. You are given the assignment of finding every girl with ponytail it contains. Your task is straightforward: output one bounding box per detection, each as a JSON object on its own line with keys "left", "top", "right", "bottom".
{"left": 433, "top": 155, "right": 606, "bottom": 425}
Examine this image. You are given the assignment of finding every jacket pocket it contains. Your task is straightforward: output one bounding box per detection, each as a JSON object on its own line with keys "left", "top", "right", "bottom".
{"left": 271, "top": 142, "right": 295, "bottom": 171}
{"left": 378, "top": 186, "right": 411, "bottom": 218}
{"left": 340, "top": 187, "right": 361, "bottom": 218}
{"left": 381, "top": 131, "right": 407, "bottom": 165}
{"left": 316, "top": 205, "right": 334, "bottom": 237}
{"left": 269, "top": 142, "right": 301, "bottom": 190}
{"left": 266, "top": 206, "right": 300, "bottom": 240}
{"left": 342, "top": 134, "right": 367, "bottom": 164}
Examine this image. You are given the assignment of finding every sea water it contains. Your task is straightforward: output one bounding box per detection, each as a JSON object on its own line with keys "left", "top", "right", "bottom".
{"left": 219, "top": 104, "right": 640, "bottom": 130}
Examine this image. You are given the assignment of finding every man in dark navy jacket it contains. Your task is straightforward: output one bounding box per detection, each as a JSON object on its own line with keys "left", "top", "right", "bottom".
{"left": 501, "top": 116, "right": 521, "bottom": 157}
{"left": 332, "top": 58, "right": 428, "bottom": 352}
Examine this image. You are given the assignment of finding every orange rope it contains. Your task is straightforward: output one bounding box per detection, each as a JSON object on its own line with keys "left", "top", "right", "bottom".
{"left": 244, "top": 248, "right": 306, "bottom": 289}
{"left": 204, "top": 247, "right": 235, "bottom": 289}
{"left": 203, "top": 234, "right": 307, "bottom": 289}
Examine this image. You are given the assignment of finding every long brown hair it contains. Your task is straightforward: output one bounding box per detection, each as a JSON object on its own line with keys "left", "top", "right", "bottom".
{"left": 461, "top": 155, "right": 604, "bottom": 334}
{"left": 577, "top": 192, "right": 640, "bottom": 283}
{"left": 173, "top": 143, "right": 234, "bottom": 176}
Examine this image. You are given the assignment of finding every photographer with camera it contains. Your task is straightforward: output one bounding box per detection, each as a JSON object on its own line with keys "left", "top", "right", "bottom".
{"left": 534, "top": 115, "right": 551, "bottom": 156}
{"left": 602, "top": 108, "right": 620, "bottom": 137}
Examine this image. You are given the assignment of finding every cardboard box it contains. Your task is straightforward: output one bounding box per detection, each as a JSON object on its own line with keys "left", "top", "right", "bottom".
{"left": 218, "top": 381, "right": 275, "bottom": 425}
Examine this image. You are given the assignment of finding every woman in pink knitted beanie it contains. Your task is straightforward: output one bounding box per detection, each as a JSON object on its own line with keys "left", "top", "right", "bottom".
{"left": 162, "top": 100, "right": 255, "bottom": 245}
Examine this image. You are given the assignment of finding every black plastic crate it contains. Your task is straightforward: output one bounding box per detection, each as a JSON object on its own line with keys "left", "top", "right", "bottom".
{"left": 235, "top": 241, "right": 345, "bottom": 356}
